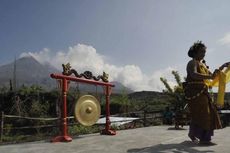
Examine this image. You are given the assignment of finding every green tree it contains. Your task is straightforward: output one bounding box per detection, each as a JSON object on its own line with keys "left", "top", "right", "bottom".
{"left": 110, "top": 88, "right": 130, "bottom": 115}
{"left": 160, "top": 70, "right": 186, "bottom": 111}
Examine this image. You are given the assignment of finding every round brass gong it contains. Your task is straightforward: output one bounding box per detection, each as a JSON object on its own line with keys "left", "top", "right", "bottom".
{"left": 74, "top": 95, "right": 101, "bottom": 126}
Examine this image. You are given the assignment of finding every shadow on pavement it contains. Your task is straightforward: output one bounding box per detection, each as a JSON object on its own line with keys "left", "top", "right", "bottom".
{"left": 127, "top": 141, "right": 215, "bottom": 153}
{"left": 167, "top": 127, "right": 187, "bottom": 130}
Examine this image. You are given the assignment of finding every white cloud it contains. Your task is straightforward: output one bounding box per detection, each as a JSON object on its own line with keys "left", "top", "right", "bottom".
{"left": 149, "top": 67, "right": 178, "bottom": 90}
{"left": 20, "top": 44, "right": 179, "bottom": 92}
{"left": 218, "top": 32, "right": 230, "bottom": 46}
{"left": 20, "top": 48, "right": 51, "bottom": 64}
{"left": 65, "top": 45, "right": 105, "bottom": 73}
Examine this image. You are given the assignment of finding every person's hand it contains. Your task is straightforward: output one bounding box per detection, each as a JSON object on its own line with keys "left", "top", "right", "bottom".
{"left": 211, "top": 69, "right": 219, "bottom": 79}
{"left": 219, "top": 62, "right": 230, "bottom": 70}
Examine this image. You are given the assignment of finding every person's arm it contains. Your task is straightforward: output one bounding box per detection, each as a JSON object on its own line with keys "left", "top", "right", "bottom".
{"left": 219, "top": 62, "right": 230, "bottom": 70}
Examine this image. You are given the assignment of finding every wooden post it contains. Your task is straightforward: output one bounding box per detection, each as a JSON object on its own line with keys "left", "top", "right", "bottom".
{"left": 101, "top": 86, "right": 116, "bottom": 135}
{"left": 143, "top": 110, "right": 146, "bottom": 127}
{"left": 51, "top": 78, "right": 72, "bottom": 142}
{"left": 0, "top": 111, "right": 4, "bottom": 142}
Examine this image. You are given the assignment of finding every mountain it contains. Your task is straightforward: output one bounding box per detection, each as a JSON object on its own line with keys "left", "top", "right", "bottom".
{"left": 0, "top": 56, "right": 59, "bottom": 90}
{"left": 0, "top": 56, "right": 133, "bottom": 93}
{"left": 67, "top": 81, "right": 131, "bottom": 95}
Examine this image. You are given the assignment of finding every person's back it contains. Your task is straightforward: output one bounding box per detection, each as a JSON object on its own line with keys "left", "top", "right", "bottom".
{"left": 163, "top": 107, "right": 173, "bottom": 125}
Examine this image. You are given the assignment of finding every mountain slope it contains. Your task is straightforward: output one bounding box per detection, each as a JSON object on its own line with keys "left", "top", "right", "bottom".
{"left": 0, "top": 56, "right": 59, "bottom": 89}
{"left": 0, "top": 56, "right": 133, "bottom": 93}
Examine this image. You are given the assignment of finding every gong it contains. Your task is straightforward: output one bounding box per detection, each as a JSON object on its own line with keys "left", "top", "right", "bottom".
{"left": 74, "top": 95, "right": 101, "bottom": 126}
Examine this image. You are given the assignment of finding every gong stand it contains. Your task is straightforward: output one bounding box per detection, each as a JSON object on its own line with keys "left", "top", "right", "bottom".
{"left": 50, "top": 63, "right": 115, "bottom": 142}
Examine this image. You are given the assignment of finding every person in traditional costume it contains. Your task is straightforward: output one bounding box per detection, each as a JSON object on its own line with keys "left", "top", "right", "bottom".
{"left": 185, "top": 41, "right": 230, "bottom": 145}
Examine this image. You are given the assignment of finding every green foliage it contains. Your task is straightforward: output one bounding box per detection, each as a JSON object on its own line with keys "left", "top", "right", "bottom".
{"left": 18, "top": 85, "right": 43, "bottom": 96}
{"left": 128, "top": 91, "right": 172, "bottom": 112}
{"left": 160, "top": 77, "right": 173, "bottom": 94}
{"left": 68, "top": 124, "right": 100, "bottom": 135}
{"left": 0, "top": 83, "right": 229, "bottom": 143}
{"left": 29, "top": 100, "right": 49, "bottom": 117}
{"left": 172, "top": 70, "right": 182, "bottom": 87}
{"left": 4, "top": 124, "right": 13, "bottom": 136}
{"left": 160, "top": 70, "right": 186, "bottom": 111}
{"left": 110, "top": 124, "right": 120, "bottom": 130}
{"left": 110, "top": 88, "right": 130, "bottom": 114}
{"left": 0, "top": 86, "right": 8, "bottom": 94}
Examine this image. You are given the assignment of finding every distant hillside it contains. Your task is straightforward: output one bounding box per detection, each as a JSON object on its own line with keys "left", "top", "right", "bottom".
{"left": 69, "top": 81, "right": 133, "bottom": 94}
{"left": 128, "top": 91, "right": 174, "bottom": 111}
{"left": 0, "top": 56, "right": 132, "bottom": 93}
{"left": 128, "top": 91, "right": 230, "bottom": 111}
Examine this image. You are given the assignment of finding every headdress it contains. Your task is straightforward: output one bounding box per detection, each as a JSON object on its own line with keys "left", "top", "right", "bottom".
{"left": 188, "top": 40, "right": 206, "bottom": 58}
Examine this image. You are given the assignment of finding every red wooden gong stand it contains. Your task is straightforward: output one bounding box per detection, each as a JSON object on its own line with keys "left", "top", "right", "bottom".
{"left": 50, "top": 65, "right": 116, "bottom": 143}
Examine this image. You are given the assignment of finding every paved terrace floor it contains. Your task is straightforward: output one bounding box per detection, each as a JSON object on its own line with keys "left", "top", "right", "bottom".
{"left": 0, "top": 125, "right": 230, "bottom": 153}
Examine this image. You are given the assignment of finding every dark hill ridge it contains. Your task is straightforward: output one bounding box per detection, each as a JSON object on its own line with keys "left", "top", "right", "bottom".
{"left": 128, "top": 91, "right": 230, "bottom": 111}
{"left": 0, "top": 56, "right": 132, "bottom": 93}
{"left": 127, "top": 91, "right": 174, "bottom": 112}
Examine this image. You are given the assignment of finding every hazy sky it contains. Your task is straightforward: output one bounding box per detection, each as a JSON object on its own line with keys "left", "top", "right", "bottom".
{"left": 1, "top": 0, "right": 230, "bottom": 91}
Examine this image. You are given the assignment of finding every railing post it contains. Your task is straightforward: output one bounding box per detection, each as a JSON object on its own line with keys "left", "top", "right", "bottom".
{"left": 0, "top": 111, "right": 4, "bottom": 142}
{"left": 143, "top": 110, "right": 146, "bottom": 127}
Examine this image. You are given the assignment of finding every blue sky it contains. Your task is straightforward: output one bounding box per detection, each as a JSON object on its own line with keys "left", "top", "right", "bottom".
{"left": 0, "top": 0, "right": 230, "bottom": 91}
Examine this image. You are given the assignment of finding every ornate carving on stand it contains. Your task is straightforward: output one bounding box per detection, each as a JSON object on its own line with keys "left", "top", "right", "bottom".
{"left": 62, "top": 63, "right": 109, "bottom": 82}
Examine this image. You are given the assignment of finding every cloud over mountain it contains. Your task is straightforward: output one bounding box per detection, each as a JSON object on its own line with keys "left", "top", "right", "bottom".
{"left": 20, "top": 44, "right": 177, "bottom": 92}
